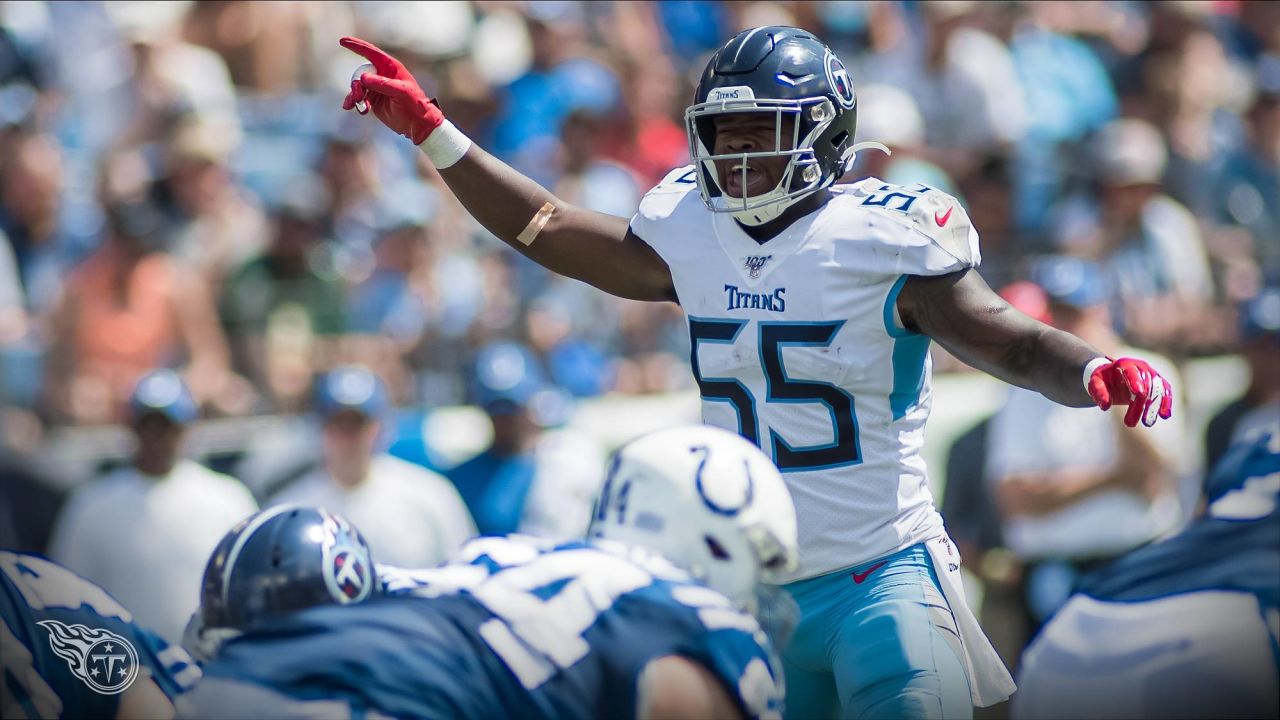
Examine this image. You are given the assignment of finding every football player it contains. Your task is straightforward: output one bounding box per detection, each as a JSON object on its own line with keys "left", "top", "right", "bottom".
{"left": 179, "top": 504, "right": 381, "bottom": 665}
{"left": 178, "top": 425, "right": 797, "bottom": 720}
{"left": 340, "top": 25, "right": 1175, "bottom": 718}
{"left": 1014, "top": 430, "right": 1280, "bottom": 719}
{"left": 1, "top": 550, "right": 201, "bottom": 719}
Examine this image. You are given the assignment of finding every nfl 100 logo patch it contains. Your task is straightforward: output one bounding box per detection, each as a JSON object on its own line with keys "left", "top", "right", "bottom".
{"left": 744, "top": 255, "right": 773, "bottom": 279}
{"left": 37, "top": 620, "right": 139, "bottom": 695}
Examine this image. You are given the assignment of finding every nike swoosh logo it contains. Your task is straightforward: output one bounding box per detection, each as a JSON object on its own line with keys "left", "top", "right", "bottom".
{"left": 934, "top": 207, "right": 954, "bottom": 227}
{"left": 851, "top": 561, "right": 888, "bottom": 585}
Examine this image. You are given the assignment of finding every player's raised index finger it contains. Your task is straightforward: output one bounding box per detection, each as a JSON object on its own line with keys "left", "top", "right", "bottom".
{"left": 339, "top": 36, "right": 400, "bottom": 77}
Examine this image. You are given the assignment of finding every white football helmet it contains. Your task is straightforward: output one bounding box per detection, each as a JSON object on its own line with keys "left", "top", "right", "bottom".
{"left": 588, "top": 424, "right": 799, "bottom": 613}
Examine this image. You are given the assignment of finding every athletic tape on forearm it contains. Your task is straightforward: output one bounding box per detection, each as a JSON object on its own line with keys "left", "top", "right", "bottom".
{"left": 417, "top": 120, "right": 472, "bottom": 169}
{"left": 517, "top": 202, "right": 556, "bottom": 246}
{"left": 1082, "top": 356, "right": 1111, "bottom": 393}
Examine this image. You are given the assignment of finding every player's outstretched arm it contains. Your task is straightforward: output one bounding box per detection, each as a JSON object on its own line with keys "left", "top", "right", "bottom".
{"left": 898, "top": 269, "right": 1173, "bottom": 427}
{"left": 339, "top": 37, "right": 675, "bottom": 303}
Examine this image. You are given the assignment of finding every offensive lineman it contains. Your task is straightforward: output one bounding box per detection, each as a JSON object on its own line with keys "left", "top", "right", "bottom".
{"left": 178, "top": 425, "right": 798, "bottom": 719}
{"left": 1014, "top": 431, "right": 1280, "bottom": 719}
{"left": 340, "top": 26, "right": 1175, "bottom": 718}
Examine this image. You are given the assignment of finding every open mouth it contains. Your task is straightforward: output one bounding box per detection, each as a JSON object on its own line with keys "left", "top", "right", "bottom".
{"left": 723, "top": 161, "right": 771, "bottom": 198}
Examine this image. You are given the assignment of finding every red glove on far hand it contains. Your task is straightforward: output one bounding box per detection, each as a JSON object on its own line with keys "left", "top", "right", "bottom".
{"left": 340, "top": 37, "right": 443, "bottom": 145}
{"left": 1086, "top": 357, "right": 1174, "bottom": 428}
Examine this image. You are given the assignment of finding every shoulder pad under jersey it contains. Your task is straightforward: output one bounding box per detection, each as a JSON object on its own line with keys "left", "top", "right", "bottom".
{"left": 839, "top": 178, "right": 981, "bottom": 269}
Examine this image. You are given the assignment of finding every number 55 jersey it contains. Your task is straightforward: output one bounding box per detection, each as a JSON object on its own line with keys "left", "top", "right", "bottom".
{"left": 182, "top": 537, "right": 784, "bottom": 720}
{"left": 630, "top": 169, "right": 981, "bottom": 581}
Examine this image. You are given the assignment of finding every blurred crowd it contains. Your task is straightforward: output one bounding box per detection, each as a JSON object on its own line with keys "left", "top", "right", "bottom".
{"left": 0, "top": 0, "right": 1276, "bottom": 681}
{"left": 1, "top": 1, "right": 1275, "bottom": 424}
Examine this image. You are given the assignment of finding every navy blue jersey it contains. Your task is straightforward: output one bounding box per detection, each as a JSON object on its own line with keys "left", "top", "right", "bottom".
{"left": 0, "top": 551, "right": 200, "bottom": 718}
{"left": 195, "top": 536, "right": 783, "bottom": 720}
{"left": 1078, "top": 432, "right": 1280, "bottom": 612}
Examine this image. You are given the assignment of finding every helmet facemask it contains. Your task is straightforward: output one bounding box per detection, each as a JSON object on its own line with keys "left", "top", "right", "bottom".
{"left": 685, "top": 95, "right": 840, "bottom": 226}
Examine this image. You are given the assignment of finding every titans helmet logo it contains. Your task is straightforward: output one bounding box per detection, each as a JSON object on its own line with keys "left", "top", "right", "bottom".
{"left": 825, "top": 52, "right": 856, "bottom": 110}
{"left": 320, "top": 511, "right": 373, "bottom": 604}
{"left": 36, "top": 620, "right": 139, "bottom": 695}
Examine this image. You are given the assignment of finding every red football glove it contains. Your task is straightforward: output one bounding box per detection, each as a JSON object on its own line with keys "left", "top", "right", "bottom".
{"left": 1086, "top": 357, "right": 1174, "bottom": 428}
{"left": 340, "top": 36, "right": 443, "bottom": 145}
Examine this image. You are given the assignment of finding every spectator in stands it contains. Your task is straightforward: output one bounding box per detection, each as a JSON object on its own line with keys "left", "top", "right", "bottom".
{"left": 160, "top": 116, "right": 269, "bottom": 289}
{"left": 605, "top": 52, "right": 689, "bottom": 188}
{"left": 43, "top": 149, "right": 234, "bottom": 425}
{"left": 984, "top": 256, "right": 1189, "bottom": 642}
{"left": 269, "top": 366, "right": 475, "bottom": 567}
{"left": 219, "top": 176, "right": 345, "bottom": 410}
{"left": 852, "top": 83, "right": 959, "bottom": 198}
{"left": 447, "top": 342, "right": 605, "bottom": 540}
{"left": 109, "top": 1, "right": 240, "bottom": 152}
{"left": 48, "top": 370, "right": 257, "bottom": 642}
{"left": 1089, "top": 118, "right": 1215, "bottom": 353}
{"left": 1214, "top": 70, "right": 1279, "bottom": 279}
{"left": 345, "top": 180, "right": 435, "bottom": 346}
{"left": 318, "top": 120, "right": 383, "bottom": 248}
{"left": 1008, "top": 0, "right": 1119, "bottom": 235}
{"left": 1204, "top": 288, "right": 1280, "bottom": 472}
{"left": 900, "top": 1, "right": 1028, "bottom": 177}
{"left": 554, "top": 109, "right": 641, "bottom": 218}
{"left": 0, "top": 131, "right": 68, "bottom": 319}
{"left": 343, "top": 180, "right": 440, "bottom": 405}
{"left": 524, "top": 294, "right": 613, "bottom": 399}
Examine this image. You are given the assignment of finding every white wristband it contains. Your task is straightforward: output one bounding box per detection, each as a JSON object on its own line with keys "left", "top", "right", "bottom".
{"left": 417, "top": 120, "right": 472, "bottom": 169}
{"left": 1082, "top": 357, "right": 1111, "bottom": 392}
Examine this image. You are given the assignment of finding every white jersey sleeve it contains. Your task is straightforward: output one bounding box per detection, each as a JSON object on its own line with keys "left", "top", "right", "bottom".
{"left": 831, "top": 178, "right": 981, "bottom": 277}
{"left": 628, "top": 165, "right": 704, "bottom": 265}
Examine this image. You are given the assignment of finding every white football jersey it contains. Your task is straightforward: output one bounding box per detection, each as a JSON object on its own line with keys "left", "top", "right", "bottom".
{"left": 631, "top": 167, "right": 980, "bottom": 581}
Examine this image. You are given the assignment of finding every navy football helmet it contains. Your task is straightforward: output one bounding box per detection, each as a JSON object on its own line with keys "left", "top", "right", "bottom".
{"left": 687, "top": 26, "right": 870, "bottom": 226}
{"left": 194, "top": 506, "right": 378, "bottom": 645}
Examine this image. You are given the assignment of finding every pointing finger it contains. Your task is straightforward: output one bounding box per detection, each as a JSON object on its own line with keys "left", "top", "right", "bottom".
{"left": 339, "top": 36, "right": 402, "bottom": 78}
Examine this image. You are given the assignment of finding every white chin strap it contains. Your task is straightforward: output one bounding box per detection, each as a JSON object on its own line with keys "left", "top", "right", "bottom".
{"left": 722, "top": 142, "right": 893, "bottom": 227}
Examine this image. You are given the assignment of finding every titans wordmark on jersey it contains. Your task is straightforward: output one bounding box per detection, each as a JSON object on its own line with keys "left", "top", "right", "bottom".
{"left": 187, "top": 536, "right": 783, "bottom": 720}
{"left": 0, "top": 551, "right": 200, "bottom": 719}
{"left": 630, "top": 167, "right": 981, "bottom": 581}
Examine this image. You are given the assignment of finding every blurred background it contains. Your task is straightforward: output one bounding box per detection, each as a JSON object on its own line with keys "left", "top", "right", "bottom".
{"left": 0, "top": 0, "right": 1276, "bottom": 684}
